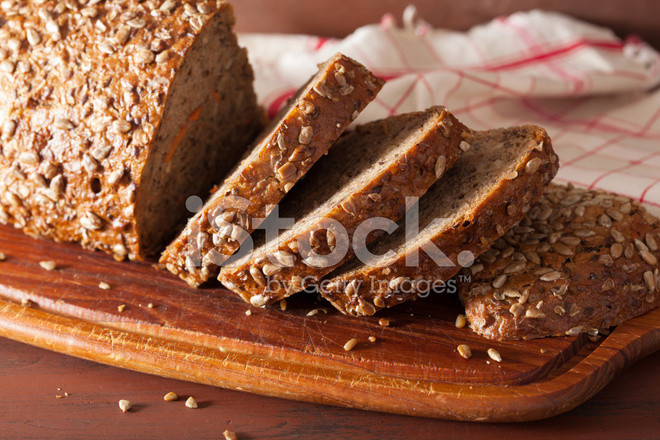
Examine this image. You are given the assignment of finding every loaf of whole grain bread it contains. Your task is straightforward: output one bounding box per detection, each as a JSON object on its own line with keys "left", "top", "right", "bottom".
{"left": 459, "top": 183, "right": 660, "bottom": 340}
{"left": 161, "top": 53, "right": 384, "bottom": 287}
{"left": 322, "top": 126, "right": 559, "bottom": 316}
{"left": 219, "top": 107, "right": 469, "bottom": 307}
{"left": 0, "top": 0, "right": 263, "bottom": 260}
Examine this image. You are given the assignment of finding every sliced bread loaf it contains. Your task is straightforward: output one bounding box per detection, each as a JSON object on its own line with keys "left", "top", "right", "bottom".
{"left": 322, "top": 126, "right": 559, "bottom": 316}
{"left": 0, "top": 1, "right": 263, "bottom": 260}
{"left": 160, "top": 53, "right": 384, "bottom": 286}
{"left": 459, "top": 184, "right": 660, "bottom": 340}
{"left": 219, "top": 107, "right": 469, "bottom": 307}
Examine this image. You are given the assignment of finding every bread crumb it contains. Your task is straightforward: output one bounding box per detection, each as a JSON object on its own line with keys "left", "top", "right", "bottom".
{"left": 163, "top": 392, "right": 178, "bottom": 401}
{"left": 343, "top": 338, "right": 358, "bottom": 351}
{"left": 147, "top": 303, "right": 154, "bottom": 309}
{"left": 99, "top": 282, "right": 111, "bottom": 290}
{"left": 245, "top": 310, "right": 252, "bottom": 316}
{"left": 21, "top": 298, "right": 32, "bottom": 307}
{"left": 368, "top": 336, "right": 376, "bottom": 343}
{"left": 455, "top": 314, "right": 467, "bottom": 328}
{"left": 117, "top": 304, "right": 126, "bottom": 312}
{"left": 39, "top": 260, "right": 57, "bottom": 271}
{"left": 378, "top": 318, "right": 390, "bottom": 327}
{"left": 185, "top": 396, "right": 198, "bottom": 409}
{"left": 223, "top": 430, "right": 238, "bottom": 440}
{"left": 118, "top": 399, "right": 132, "bottom": 412}
{"left": 0, "top": 252, "right": 6, "bottom": 261}
{"left": 306, "top": 308, "right": 327, "bottom": 316}
{"left": 279, "top": 299, "right": 287, "bottom": 311}
{"left": 457, "top": 344, "right": 472, "bottom": 359}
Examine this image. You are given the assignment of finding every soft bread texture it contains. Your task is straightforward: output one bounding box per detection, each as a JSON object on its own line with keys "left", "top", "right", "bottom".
{"left": 0, "top": 1, "right": 263, "bottom": 260}
{"left": 161, "top": 53, "right": 384, "bottom": 286}
{"left": 219, "top": 107, "right": 469, "bottom": 307}
{"left": 459, "top": 184, "right": 660, "bottom": 340}
{"left": 322, "top": 126, "right": 559, "bottom": 316}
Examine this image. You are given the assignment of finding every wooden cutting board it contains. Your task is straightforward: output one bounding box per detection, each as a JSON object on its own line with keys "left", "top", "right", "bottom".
{"left": 0, "top": 224, "right": 657, "bottom": 422}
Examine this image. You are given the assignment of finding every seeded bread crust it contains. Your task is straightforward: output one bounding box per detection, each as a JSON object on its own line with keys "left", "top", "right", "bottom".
{"left": 0, "top": 0, "right": 263, "bottom": 260}
{"left": 161, "top": 53, "right": 384, "bottom": 287}
{"left": 322, "top": 126, "right": 558, "bottom": 316}
{"left": 458, "top": 184, "right": 660, "bottom": 340}
{"left": 219, "top": 107, "right": 469, "bottom": 307}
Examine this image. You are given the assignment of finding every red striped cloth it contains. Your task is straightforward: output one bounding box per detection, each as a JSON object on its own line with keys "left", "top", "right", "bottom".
{"left": 239, "top": 10, "right": 660, "bottom": 212}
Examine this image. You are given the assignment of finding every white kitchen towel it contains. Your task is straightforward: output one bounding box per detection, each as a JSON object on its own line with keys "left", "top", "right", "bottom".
{"left": 239, "top": 9, "right": 660, "bottom": 212}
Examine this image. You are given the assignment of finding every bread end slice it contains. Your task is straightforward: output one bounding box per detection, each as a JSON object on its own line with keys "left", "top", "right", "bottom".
{"left": 459, "top": 184, "right": 660, "bottom": 340}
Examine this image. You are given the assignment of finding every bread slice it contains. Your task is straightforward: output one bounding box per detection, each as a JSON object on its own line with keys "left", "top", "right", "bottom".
{"left": 459, "top": 184, "right": 660, "bottom": 340}
{"left": 0, "top": 1, "right": 263, "bottom": 260}
{"left": 219, "top": 107, "right": 469, "bottom": 306}
{"left": 322, "top": 126, "right": 559, "bottom": 316}
{"left": 160, "top": 53, "right": 384, "bottom": 286}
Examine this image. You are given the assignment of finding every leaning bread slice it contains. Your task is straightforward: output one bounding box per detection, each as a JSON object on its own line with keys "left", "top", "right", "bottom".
{"left": 322, "top": 126, "right": 559, "bottom": 316}
{"left": 161, "top": 53, "right": 384, "bottom": 286}
{"left": 459, "top": 184, "right": 660, "bottom": 341}
{"left": 219, "top": 107, "right": 469, "bottom": 307}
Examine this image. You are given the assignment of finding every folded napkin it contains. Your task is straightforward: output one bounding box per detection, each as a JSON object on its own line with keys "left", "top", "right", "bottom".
{"left": 239, "top": 9, "right": 660, "bottom": 213}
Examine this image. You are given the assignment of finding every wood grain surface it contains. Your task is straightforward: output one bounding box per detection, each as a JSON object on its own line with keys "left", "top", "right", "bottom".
{"left": 0, "top": 224, "right": 657, "bottom": 423}
{"left": 0, "top": 336, "right": 656, "bottom": 440}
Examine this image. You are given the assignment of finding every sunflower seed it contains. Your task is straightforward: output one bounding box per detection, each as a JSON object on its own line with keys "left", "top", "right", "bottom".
{"left": 525, "top": 308, "right": 545, "bottom": 318}
{"left": 249, "top": 266, "right": 266, "bottom": 287}
{"left": 509, "top": 303, "right": 524, "bottom": 317}
{"left": 249, "top": 294, "right": 269, "bottom": 307}
{"left": 80, "top": 211, "right": 103, "bottom": 230}
{"left": 457, "top": 344, "right": 471, "bottom": 359}
{"left": 434, "top": 155, "right": 447, "bottom": 178}
{"left": 525, "top": 157, "right": 543, "bottom": 173}
{"left": 540, "top": 271, "right": 561, "bottom": 282}
{"left": 487, "top": 348, "right": 502, "bottom": 363}
{"left": 26, "top": 28, "right": 41, "bottom": 45}
{"left": 118, "top": 399, "right": 132, "bottom": 412}
{"left": 492, "top": 274, "right": 507, "bottom": 289}
{"left": 610, "top": 229, "right": 625, "bottom": 243}
{"left": 113, "top": 119, "right": 132, "bottom": 133}
{"left": 641, "top": 250, "right": 657, "bottom": 265}
{"left": 644, "top": 271, "right": 656, "bottom": 293}
{"left": 298, "top": 126, "right": 313, "bottom": 145}
{"left": 645, "top": 233, "right": 658, "bottom": 252}
{"left": 343, "top": 338, "right": 358, "bottom": 351}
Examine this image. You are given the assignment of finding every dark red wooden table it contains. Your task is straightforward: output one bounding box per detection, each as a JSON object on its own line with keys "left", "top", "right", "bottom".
{"left": 0, "top": 336, "right": 657, "bottom": 439}
{"left": 2, "top": 2, "right": 658, "bottom": 438}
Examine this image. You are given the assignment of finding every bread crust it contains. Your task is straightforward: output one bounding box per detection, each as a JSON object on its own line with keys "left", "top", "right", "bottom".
{"left": 322, "top": 126, "right": 558, "bottom": 316}
{"left": 459, "top": 184, "right": 660, "bottom": 340}
{"left": 161, "top": 53, "right": 384, "bottom": 286}
{"left": 0, "top": 1, "right": 262, "bottom": 260}
{"left": 219, "top": 107, "right": 468, "bottom": 307}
